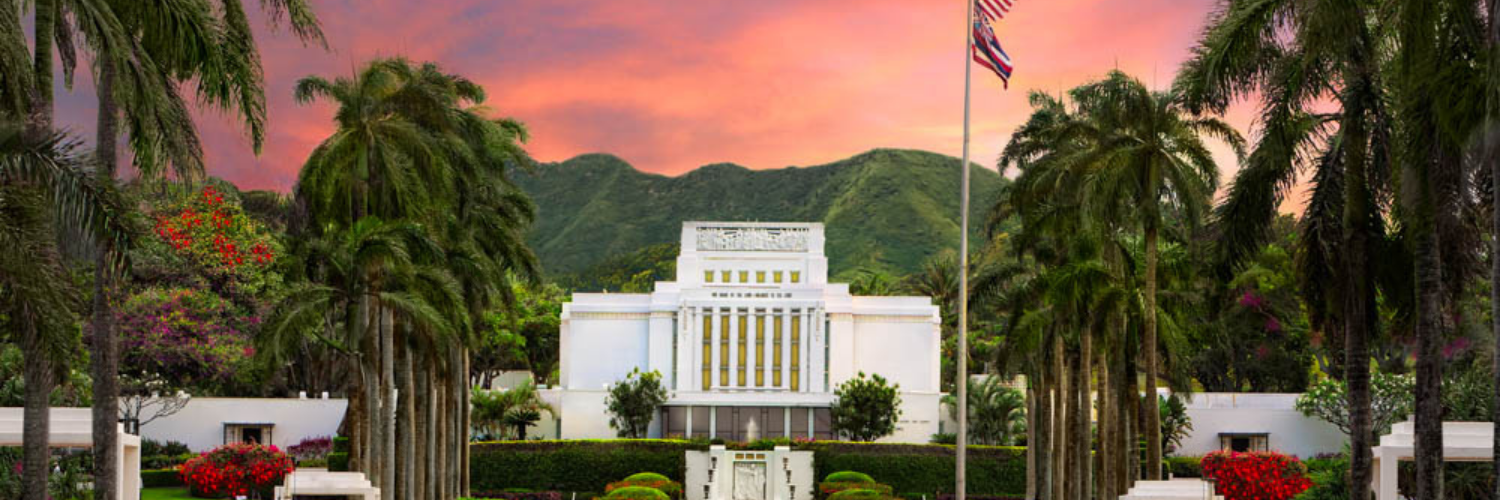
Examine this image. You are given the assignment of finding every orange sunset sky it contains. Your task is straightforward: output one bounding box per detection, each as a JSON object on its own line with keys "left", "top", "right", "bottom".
{"left": 51, "top": 0, "right": 1272, "bottom": 205}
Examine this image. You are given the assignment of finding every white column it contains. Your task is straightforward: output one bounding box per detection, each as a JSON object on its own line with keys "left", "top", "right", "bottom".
{"left": 678, "top": 307, "right": 695, "bottom": 392}
{"left": 710, "top": 307, "right": 722, "bottom": 389}
{"left": 686, "top": 405, "right": 694, "bottom": 438}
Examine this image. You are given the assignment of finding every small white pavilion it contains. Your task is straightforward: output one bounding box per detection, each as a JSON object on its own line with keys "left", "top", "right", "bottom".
{"left": 1372, "top": 421, "right": 1494, "bottom": 500}
{"left": 0, "top": 407, "right": 141, "bottom": 500}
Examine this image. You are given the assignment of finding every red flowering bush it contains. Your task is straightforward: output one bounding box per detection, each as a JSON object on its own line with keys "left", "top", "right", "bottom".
{"left": 179, "top": 443, "right": 294, "bottom": 498}
{"left": 144, "top": 185, "right": 281, "bottom": 302}
{"left": 1201, "top": 450, "right": 1312, "bottom": 500}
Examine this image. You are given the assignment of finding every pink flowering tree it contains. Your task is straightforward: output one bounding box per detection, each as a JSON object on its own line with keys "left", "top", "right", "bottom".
{"left": 117, "top": 287, "right": 257, "bottom": 429}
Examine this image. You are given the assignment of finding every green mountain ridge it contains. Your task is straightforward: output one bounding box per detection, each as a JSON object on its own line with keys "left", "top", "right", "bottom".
{"left": 514, "top": 148, "right": 1009, "bottom": 279}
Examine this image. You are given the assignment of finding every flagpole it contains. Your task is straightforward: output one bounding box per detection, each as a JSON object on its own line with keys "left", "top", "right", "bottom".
{"left": 956, "top": 0, "right": 973, "bottom": 499}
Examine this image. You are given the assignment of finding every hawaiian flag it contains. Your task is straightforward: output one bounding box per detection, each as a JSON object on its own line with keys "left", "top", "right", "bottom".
{"left": 972, "top": 17, "right": 1013, "bottom": 88}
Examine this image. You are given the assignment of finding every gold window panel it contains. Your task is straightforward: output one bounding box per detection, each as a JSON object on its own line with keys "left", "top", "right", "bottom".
{"left": 791, "top": 271, "right": 801, "bottom": 283}
{"left": 721, "top": 270, "right": 731, "bottom": 283}
{"left": 756, "top": 271, "right": 766, "bottom": 283}
{"left": 755, "top": 313, "right": 766, "bottom": 386}
{"left": 701, "top": 313, "right": 712, "bottom": 390}
{"left": 772, "top": 315, "right": 784, "bottom": 387}
{"left": 773, "top": 271, "right": 783, "bottom": 283}
{"left": 719, "top": 311, "right": 730, "bottom": 386}
{"left": 737, "top": 312, "right": 748, "bottom": 386}
{"left": 790, "top": 314, "right": 801, "bottom": 392}
{"left": 739, "top": 270, "right": 749, "bottom": 283}
{"left": 704, "top": 270, "right": 714, "bottom": 283}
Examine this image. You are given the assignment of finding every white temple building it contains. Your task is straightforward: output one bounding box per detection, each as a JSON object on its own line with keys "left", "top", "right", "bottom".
{"left": 556, "top": 222, "right": 943, "bottom": 442}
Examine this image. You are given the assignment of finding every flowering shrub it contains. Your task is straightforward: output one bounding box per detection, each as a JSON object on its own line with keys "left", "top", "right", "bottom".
{"left": 179, "top": 443, "right": 293, "bottom": 498}
{"left": 287, "top": 436, "right": 332, "bottom": 462}
{"left": 118, "top": 287, "right": 254, "bottom": 388}
{"left": 143, "top": 185, "right": 281, "bottom": 301}
{"left": 1200, "top": 451, "right": 1312, "bottom": 500}
{"left": 606, "top": 472, "right": 682, "bottom": 499}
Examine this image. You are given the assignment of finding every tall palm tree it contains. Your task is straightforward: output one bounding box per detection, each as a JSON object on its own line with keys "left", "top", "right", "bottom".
{"left": 1175, "top": 1, "right": 1391, "bottom": 495}
{"left": 0, "top": 121, "right": 131, "bottom": 500}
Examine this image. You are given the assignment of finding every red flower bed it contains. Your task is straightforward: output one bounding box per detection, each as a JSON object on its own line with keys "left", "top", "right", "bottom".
{"left": 1201, "top": 450, "right": 1312, "bottom": 500}
{"left": 179, "top": 443, "right": 294, "bottom": 498}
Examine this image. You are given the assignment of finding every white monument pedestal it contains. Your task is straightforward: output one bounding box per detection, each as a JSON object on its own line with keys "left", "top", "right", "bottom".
{"left": 687, "top": 445, "right": 813, "bottom": 500}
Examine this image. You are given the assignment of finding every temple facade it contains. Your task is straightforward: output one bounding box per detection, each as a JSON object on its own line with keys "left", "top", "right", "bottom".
{"left": 556, "top": 222, "right": 942, "bottom": 442}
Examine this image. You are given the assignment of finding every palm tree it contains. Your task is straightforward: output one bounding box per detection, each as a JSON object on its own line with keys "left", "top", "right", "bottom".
{"left": 943, "top": 376, "right": 1026, "bottom": 445}
{"left": 1175, "top": 1, "right": 1390, "bottom": 495}
{"left": 0, "top": 121, "right": 130, "bottom": 500}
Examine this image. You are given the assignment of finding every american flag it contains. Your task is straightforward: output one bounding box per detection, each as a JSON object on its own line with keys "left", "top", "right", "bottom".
{"left": 971, "top": 12, "right": 1013, "bottom": 87}
{"left": 975, "top": 0, "right": 1011, "bottom": 23}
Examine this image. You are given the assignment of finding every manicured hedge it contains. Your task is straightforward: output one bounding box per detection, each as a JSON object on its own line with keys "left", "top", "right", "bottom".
{"left": 1166, "top": 456, "right": 1203, "bottom": 478}
{"left": 141, "top": 468, "right": 184, "bottom": 488}
{"left": 333, "top": 436, "right": 350, "bottom": 453}
{"left": 327, "top": 451, "right": 349, "bottom": 472}
{"left": 464, "top": 492, "right": 565, "bottom": 500}
{"left": 470, "top": 440, "right": 705, "bottom": 493}
{"left": 806, "top": 443, "right": 1025, "bottom": 498}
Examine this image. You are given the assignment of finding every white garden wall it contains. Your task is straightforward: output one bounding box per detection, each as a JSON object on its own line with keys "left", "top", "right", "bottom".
{"left": 137, "top": 396, "right": 347, "bottom": 452}
{"left": 1176, "top": 392, "right": 1345, "bottom": 458}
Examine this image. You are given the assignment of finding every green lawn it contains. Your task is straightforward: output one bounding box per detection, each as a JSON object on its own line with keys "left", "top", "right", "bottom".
{"left": 141, "top": 487, "right": 195, "bottom": 500}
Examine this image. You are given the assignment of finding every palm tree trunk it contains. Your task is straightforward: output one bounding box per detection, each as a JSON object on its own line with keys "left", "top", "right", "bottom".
{"left": 1078, "top": 326, "right": 1093, "bottom": 500}
{"left": 21, "top": 332, "right": 53, "bottom": 500}
{"left": 1034, "top": 352, "right": 1053, "bottom": 500}
{"left": 1098, "top": 338, "right": 1113, "bottom": 500}
{"left": 450, "top": 346, "right": 464, "bottom": 499}
{"left": 428, "top": 358, "right": 441, "bottom": 500}
{"left": 1342, "top": 62, "right": 1377, "bottom": 500}
{"left": 461, "top": 348, "right": 472, "bottom": 496}
{"left": 1026, "top": 379, "right": 1037, "bottom": 500}
{"left": 27, "top": 0, "right": 54, "bottom": 134}
{"left": 90, "top": 54, "right": 122, "bottom": 500}
{"left": 414, "top": 351, "right": 429, "bottom": 500}
{"left": 1142, "top": 223, "right": 1162, "bottom": 481}
{"left": 1112, "top": 332, "right": 1130, "bottom": 496}
{"left": 381, "top": 305, "right": 396, "bottom": 495}
{"left": 347, "top": 355, "right": 365, "bottom": 473}
{"left": 1490, "top": 3, "right": 1500, "bottom": 496}
{"left": 1124, "top": 350, "right": 1139, "bottom": 488}
{"left": 397, "top": 332, "right": 416, "bottom": 500}
{"left": 1052, "top": 334, "right": 1067, "bottom": 500}
{"left": 1411, "top": 146, "right": 1449, "bottom": 500}
{"left": 436, "top": 366, "right": 448, "bottom": 500}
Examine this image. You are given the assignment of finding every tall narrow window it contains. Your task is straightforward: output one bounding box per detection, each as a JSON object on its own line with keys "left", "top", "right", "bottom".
{"left": 705, "top": 270, "right": 714, "bottom": 283}
{"left": 739, "top": 270, "right": 749, "bottom": 283}
{"left": 756, "top": 271, "right": 766, "bottom": 283}
{"left": 671, "top": 314, "right": 679, "bottom": 387}
{"left": 790, "top": 312, "right": 801, "bottom": 392}
{"left": 824, "top": 318, "right": 831, "bottom": 391}
{"left": 737, "top": 312, "right": 748, "bottom": 386}
{"left": 772, "top": 314, "right": 784, "bottom": 387}
{"left": 773, "top": 271, "right": 784, "bottom": 283}
{"left": 722, "top": 270, "right": 731, "bottom": 283}
{"left": 701, "top": 312, "right": 712, "bottom": 390}
{"left": 720, "top": 311, "right": 731, "bottom": 386}
{"left": 791, "top": 271, "right": 801, "bottom": 283}
{"left": 755, "top": 312, "right": 766, "bottom": 387}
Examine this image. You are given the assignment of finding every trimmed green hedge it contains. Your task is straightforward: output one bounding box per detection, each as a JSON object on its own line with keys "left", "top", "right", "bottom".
{"left": 467, "top": 440, "right": 1025, "bottom": 498}
{"left": 807, "top": 442, "right": 1025, "bottom": 497}
{"left": 333, "top": 436, "right": 350, "bottom": 453}
{"left": 141, "top": 468, "right": 183, "bottom": 488}
{"left": 470, "top": 440, "right": 704, "bottom": 493}
{"left": 327, "top": 451, "right": 349, "bottom": 472}
{"left": 1166, "top": 456, "right": 1202, "bottom": 478}
{"left": 825, "top": 471, "right": 875, "bottom": 483}
{"left": 605, "top": 486, "right": 671, "bottom": 500}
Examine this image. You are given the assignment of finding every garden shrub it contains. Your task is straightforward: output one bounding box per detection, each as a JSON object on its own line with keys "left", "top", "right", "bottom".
{"left": 1295, "top": 455, "right": 1347, "bottom": 500}
{"left": 825, "top": 471, "right": 875, "bottom": 483}
{"left": 327, "top": 452, "right": 349, "bottom": 472}
{"left": 606, "top": 471, "right": 683, "bottom": 499}
{"left": 605, "top": 486, "right": 671, "bottom": 500}
{"left": 808, "top": 442, "right": 1025, "bottom": 498}
{"left": 179, "top": 442, "right": 294, "bottom": 498}
{"left": 333, "top": 436, "right": 350, "bottom": 453}
{"left": 298, "top": 458, "right": 329, "bottom": 468}
{"left": 464, "top": 492, "right": 564, "bottom": 500}
{"left": 820, "top": 482, "right": 893, "bottom": 499}
{"left": 142, "top": 439, "right": 192, "bottom": 457}
{"left": 827, "top": 489, "right": 892, "bottom": 500}
{"left": 288, "top": 435, "right": 333, "bottom": 461}
{"left": 935, "top": 495, "right": 1023, "bottom": 500}
{"left": 1201, "top": 451, "right": 1312, "bottom": 500}
{"left": 1165, "top": 456, "right": 1202, "bottom": 478}
{"left": 142, "top": 468, "right": 185, "bottom": 488}
{"left": 143, "top": 453, "right": 197, "bottom": 470}
{"left": 470, "top": 440, "right": 701, "bottom": 493}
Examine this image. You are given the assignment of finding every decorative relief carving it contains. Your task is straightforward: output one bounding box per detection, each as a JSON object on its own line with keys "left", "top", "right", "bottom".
{"left": 852, "top": 314, "right": 935, "bottom": 324}
{"left": 697, "top": 226, "right": 809, "bottom": 252}
{"left": 571, "top": 312, "right": 652, "bottom": 320}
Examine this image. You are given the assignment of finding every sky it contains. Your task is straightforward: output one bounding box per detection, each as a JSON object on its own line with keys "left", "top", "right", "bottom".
{"left": 50, "top": 0, "right": 1267, "bottom": 202}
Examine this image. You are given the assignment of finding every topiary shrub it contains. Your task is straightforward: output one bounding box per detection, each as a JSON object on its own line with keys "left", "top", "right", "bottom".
{"left": 809, "top": 442, "right": 1025, "bottom": 498}
{"left": 825, "top": 471, "right": 875, "bottom": 483}
{"left": 605, "top": 486, "right": 671, "bottom": 500}
{"left": 607, "top": 472, "right": 682, "bottom": 499}
{"left": 327, "top": 452, "right": 349, "bottom": 472}
{"left": 1166, "top": 456, "right": 1203, "bottom": 478}
{"left": 179, "top": 443, "right": 294, "bottom": 498}
{"left": 470, "top": 440, "right": 699, "bottom": 493}
{"left": 463, "top": 493, "right": 564, "bottom": 500}
{"left": 828, "top": 489, "right": 893, "bottom": 500}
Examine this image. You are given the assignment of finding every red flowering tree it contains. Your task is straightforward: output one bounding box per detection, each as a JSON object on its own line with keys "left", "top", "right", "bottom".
{"left": 179, "top": 443, "right": 293, "bottom": 498}
{"left": 1201, "top": 450, "right": 1313, "bottom": 500}
{"left": 142, "top": 185, "right": 280, "bottom": 304}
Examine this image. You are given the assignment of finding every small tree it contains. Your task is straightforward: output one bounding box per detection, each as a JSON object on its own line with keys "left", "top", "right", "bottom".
{"left": 1295, "top": 372, "right": 1414, "bottom": 438}
{"left": 606, "top": 368, "right": 669, "bottom": 438}
{"left": 830, "top": 372, "right": 901, "bottom": 442}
